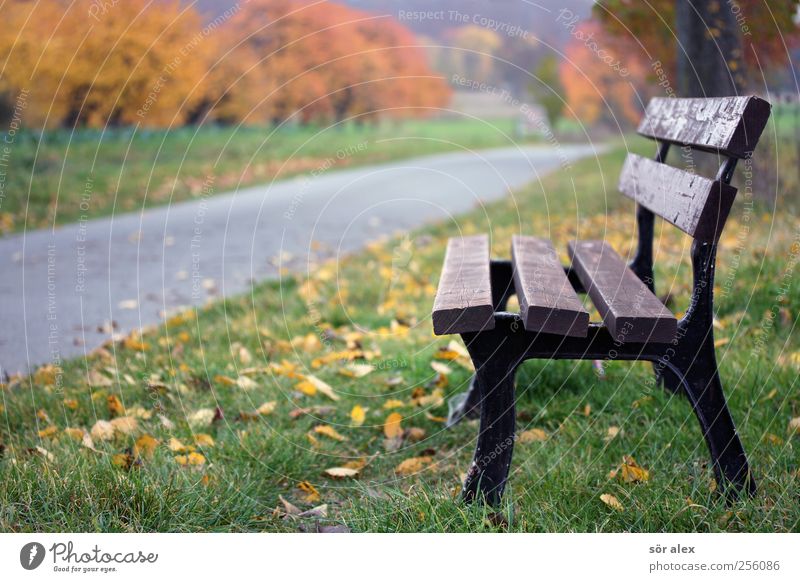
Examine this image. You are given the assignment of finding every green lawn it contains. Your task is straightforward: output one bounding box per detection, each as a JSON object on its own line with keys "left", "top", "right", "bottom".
{"left": 0, "top": 117, "right": 533, "bottom": 234}
{"left": 1, "top": 145, "right": 798, "bottom": 532}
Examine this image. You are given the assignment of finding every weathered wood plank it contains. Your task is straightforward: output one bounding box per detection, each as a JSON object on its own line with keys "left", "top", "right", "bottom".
{"left": 618, "top": 154, "right": 738, "bottom": 242}
{"left": 638, "top": 96, "right": 771, "bottom": 158}
{"left": 432, "top": 235, "right": 495, "bottom": 335}
{"left": 511, "top": 236, "right": 588, "bottom": 337}
{"left": 568, "top": 240, "right": 676, "bottom": 343}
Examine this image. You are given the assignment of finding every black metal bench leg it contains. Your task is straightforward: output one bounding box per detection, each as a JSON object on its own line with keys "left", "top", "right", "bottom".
{"left": 462, "top": 358, "right": 517, "bottom": 505}
{"left": 672, "top": 361, "right": 755, "bottom": 499}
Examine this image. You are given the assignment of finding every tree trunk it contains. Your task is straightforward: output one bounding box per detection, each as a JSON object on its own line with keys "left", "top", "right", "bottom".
{"left": 676, "top": 0, "right": 745, "bottom": 98}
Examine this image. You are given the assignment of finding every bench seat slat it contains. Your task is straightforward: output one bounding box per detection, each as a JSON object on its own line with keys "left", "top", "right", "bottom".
{"left": 511, "top": 235, "right": 589, "bottom": 337}
{"left": 638, "top": 96, "right": 771, "bottom": 158}
{"left": 432, "top": 235, "right": 495, "bottom": 335}
{"left": 568, "top": 240, "right": 676, "bottom": 343}
{"left": 619, "top": 154, "right": 738, "bottom": 242}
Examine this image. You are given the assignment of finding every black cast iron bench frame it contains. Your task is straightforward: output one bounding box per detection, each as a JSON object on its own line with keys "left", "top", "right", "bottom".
{"left": 432, "top": 96, "right": 772, "bottom": 505}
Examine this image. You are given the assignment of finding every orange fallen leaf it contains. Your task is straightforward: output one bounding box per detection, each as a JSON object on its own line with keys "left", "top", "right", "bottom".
{"left": 135, "top": 434, "right": 160, "bottom": 458}
{"left": 298, "top": 481, "right": 321, "bottom": 503}
{"left": 194, "top": 434, "right": 215, "bottom": 447}
{"left": 107, "top": 395, "right": 125, "bottom": 417}
{"left": 395, "top": 456, "right": 433, "bottom": 475}
{"left": 175, "top": 452, "right": 206, "bottom": 466}
{"left": 619, "top": 456, "right": 650, "bottom": 483}
{"left": 313, "top": 424, "right": 347, "bottom": 441}
{"left": 384, "top": 412, "right": 403, "bottom": 439}
{"left": 519, "top": 428, "right": 548, "bottom": 443}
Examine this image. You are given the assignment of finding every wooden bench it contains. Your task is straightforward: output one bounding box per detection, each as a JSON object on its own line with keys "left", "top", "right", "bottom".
{"left": 432, "top": 95, "right": 772, "bottom": 505}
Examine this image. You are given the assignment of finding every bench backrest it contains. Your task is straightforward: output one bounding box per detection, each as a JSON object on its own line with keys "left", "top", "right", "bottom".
{"left": 618, "top": 96, "right": 771, "bottom": 243}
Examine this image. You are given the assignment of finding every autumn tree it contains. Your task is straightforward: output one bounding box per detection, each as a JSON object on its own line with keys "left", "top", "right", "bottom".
{"left": 559, "top": 21, "right": 647, "bottom": 127}
{"left": 206, "top": 0, "right": 451, "bottom": 124}
{"left": 593, "top": 0, "right": 800, "bottom": 97}
{"left": 0, "top": 0, "right": 211, "bottom": 128}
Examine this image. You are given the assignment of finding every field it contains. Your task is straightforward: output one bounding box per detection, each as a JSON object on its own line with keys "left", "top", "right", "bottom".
{"left": 0, "top": 117, "right": 532, "bottom": 234}
{"left": 1, "top": 144, "right": 799, "bottom": 532}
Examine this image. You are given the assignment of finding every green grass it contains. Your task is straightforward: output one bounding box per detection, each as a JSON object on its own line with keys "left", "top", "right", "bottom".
{"left": 1, "top": 144, "right": 799, "bottom": 532}
{"left": 0, "top": 117, "right": 533, "bottom": 234}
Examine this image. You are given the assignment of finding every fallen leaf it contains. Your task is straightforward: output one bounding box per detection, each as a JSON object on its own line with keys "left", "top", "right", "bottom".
{"left": 600, "top": 493, "right": 624, "bottom": 511}
{"left": 175, "top": 452, "right": 206, "bottom": 466}
{"left": 383, "top": 399, "right": 405, "bottom": 409}
{"left": 384, "top": 412, "right": 403, "bottom": 439}
{"left": 324, "top": 467, "right": 359, "bottom": 479}
{"left": 278, "top": 495, "right": 301, "bottom": 517}
{"left": 313, "top": 425, "right": 347, "bottom": 441}
{"left": 194, "top": 433, "right": 215, "bottom": 447}
{"left": 519, "top": 428, "right": 548, "bottom": 443}
{"left": 256, "top": 401, "right": 277, "bottom": 415}
{"left": 38, "top": 426, "right": 58, "bottom": 439}
{"left": 619, "top": 456, "right": 650, "bottom": 483}
{"left": 350, "top": 405, "right": 366, "bottom": 426}
{"left": 188, "top": 408, "right": 215, "bottom": 428}
{"left": 788, "top": 417, "right": 800, "bottom": 436}
{"left": 298, "top": 481, "right": 321, "bottom": 503}
{"left": 339, "top": 364, "right": 373, "bottom": 378}
{"left": 90, "top": 420, "right": 115, "bottom": 441}
{"left": 167, "top": 437, "right": 193, "bottom": 453}
{"left": 110, "top": 416, "right": 138, "bottom": 435}
{"left": 135, "top": 434, "right": 159, "bottom": 458}
{"left": 605, "top": 426, "right": 621, "bottom": 441}
{"left": 63, "top": 399, "right": 79, "bottom": 410}
{"left": 305, "top": 375, "right": 339, "bottom": 401}
{"left": 406, "top": 427, "right": 426, "bottom": 443}
{"left": 236, "top": 376, "right": 258, "bottom": 390}
{"left": 430, "top": 361, "right": 452, "bottom": 375}
{"left": 395, "top": 456, "right": 433, "bottom": 475}
{"left": 34, "top": 446, "right": 55, "bottom": 462}
{"left": 64, "top": 427, "right": 86, "bottom": 442}
{"left": 107, "top": 395, "right": 125, "bottom": 417}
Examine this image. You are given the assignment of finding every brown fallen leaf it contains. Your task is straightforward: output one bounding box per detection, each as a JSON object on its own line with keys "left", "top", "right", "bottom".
{"left": 135, "top": 434, "right": 160, "bottom": 458}
{"left": 107, "top": 395, "right": 125, "bottom": 417}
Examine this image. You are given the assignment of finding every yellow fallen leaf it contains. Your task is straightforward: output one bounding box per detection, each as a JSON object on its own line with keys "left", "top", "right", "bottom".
{"left": 236, "top": 376, "right": 258, "bottom": 390}
{"left": 788, "top": 417, "right": 800, "bottom": 436}
{"left": 619, "top": 456, "right": 650, "bottom": 483}
{"left": 313, "top": 424, "right": 347, "bottom": 441}
{"left": 714, "top": 337, "right": 730, "bottom": 348}
{"left": 384, "top": 412, "right": 403, "bottom": 439}
{"left": 194, "top": 433, "right": 215, "bottom": 447}
{"left": 63, "top": 398, "right": 79, "bottom": 410}
{"left": 90, "top": 420, "right": 115, "bottom": 441}
{"left": 519, "top": 428, "right": 548, "bottom": 443}
{"left": 406, "top": 427, "right": 426, "bottom": 443}
{"left": 38, "top": 426, "right": 58, "bottom": 439}
{"left": 605, "top": 426, "right": 620, "bottom": 441}
{"left": 107, "top": 395, "right": 125, "bottom": 417}
{"left": 214, "top": 374, "right": 237, "bottom": 386}
{"left": 350, "top": 405, "right": 366, "bottom": 426}
{"left": 296, "top": 380, "right": 317, "bottom": 396}
{"left": 447, "top": 340, "right": 470, "bottom": 359}
{"left": 256, "top": 401, "right": 277, "bottom": 415}
{"left": 64, "top": 427, "right": 87, "bottom": 442}
{"left": 324, "top": 467, "right": 359, "bottom": 479}
{"left": 600, "top": 493, "right": 624, "bottom": 511}
{"left": 167, "top": 437, "right": 193, "bottom": 453}
{"left": 298, "top": 481, "right": 321, "bottom": 503}
{"left": 112, "top": 451, "right": 137, "bottom": 470}
{"left": 304, "top": 375, "right": 339, "bottom": 401}
{"left": 135, "top": 434, "right": 159, "bottom": 458}
{"left": 383, "top": 399, "right": 405, "bottom": 409}
{"left": 395, "top": 456, "right": 433, "bottom": 475}
{"left": 175, "top": 452, "right": 206, "bottom": 466}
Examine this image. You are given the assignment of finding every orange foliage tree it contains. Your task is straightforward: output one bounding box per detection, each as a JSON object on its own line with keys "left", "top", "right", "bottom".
{"left": 204, "top": 0, "right": 451, "bottom": 124}
{"left": 559, "top": 21, "right": 648, "bottom": 127}
{"left": 0, "top": 0, "right": 210, "bottom": 128}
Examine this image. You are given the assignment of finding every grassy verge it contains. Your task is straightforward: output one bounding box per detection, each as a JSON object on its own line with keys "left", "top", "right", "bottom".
{"left": 1, "top": 144, "right": 798, "bottom": 532}
{"left": 0, "top": 117, "right": 534, "bottom": 234}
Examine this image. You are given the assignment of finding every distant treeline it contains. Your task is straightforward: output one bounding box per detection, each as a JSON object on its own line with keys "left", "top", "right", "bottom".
{"left": 0, "top": 0, "right": 451, "bottom": 129}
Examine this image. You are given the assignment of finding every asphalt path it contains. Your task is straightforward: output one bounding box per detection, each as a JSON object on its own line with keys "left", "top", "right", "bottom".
{"left": 0, "top": 143, "right": 603, "bottom": 375}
